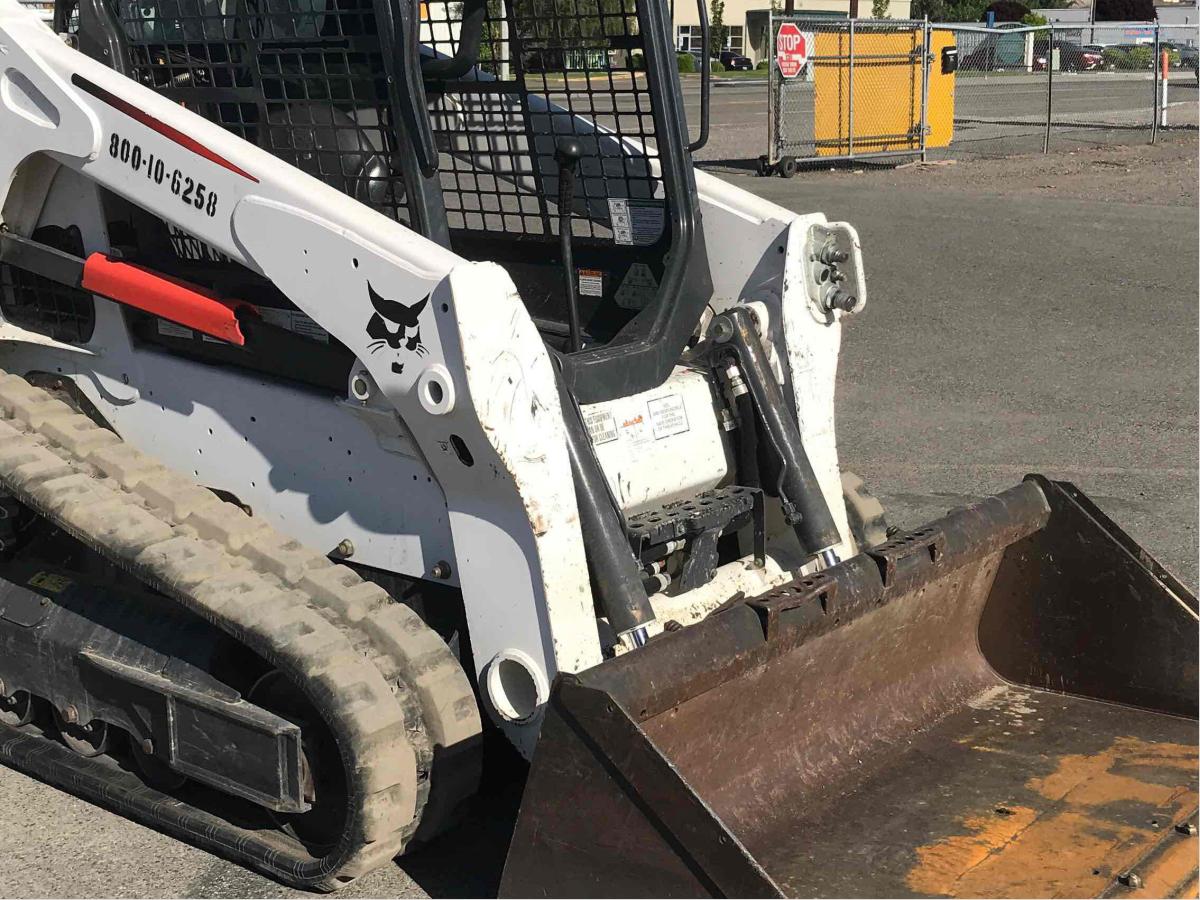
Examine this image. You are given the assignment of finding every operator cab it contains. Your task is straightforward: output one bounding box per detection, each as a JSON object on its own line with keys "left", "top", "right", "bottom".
{"left": 58, "top": 0, "right": 714, "bottom": 402}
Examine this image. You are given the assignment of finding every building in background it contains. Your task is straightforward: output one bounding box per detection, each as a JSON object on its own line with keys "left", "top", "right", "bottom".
{"left": 1032, "top": 0, "right": 1197, "bottom": 45}
{"left": 672, "top": 0, "right": 913, "bottom": 66}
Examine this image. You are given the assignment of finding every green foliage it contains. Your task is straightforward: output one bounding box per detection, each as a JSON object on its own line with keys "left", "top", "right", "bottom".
{"left": 1126, "top": 45, "right": 1153, "bottom": 68}
{"left": 911, "top": 0, "right": 1064, "bottom": 18}
{"left": 1101, "top": 47, "right": 1128, "bottom": 68}
{"left": 1021, "top": 12, "right": 1047, "bottom": 25}
{"left": 630, "top": 51, "right": 645, "bottom": 70}
{"left": 709, "top": 0, "right": 727, "bottom": 58}
{"left": 710, "top": 59, "right": 726, "bottom": 72}
{"left": 872, "top": 0, "right": 890, "bottom": 18}
{"left": 916, "top": 0, "right": 1075, "bottom": 22}
{"left": 911, "top": 0, "right": 986, "bottom": 22}
{"left": 677, "top": 51, "right": 696, "bottom": 73}
{"left": 1095, "top": 0, "right": 1156, "bottom": 21}
{"left": 756, "top": 58, "right": 770, "bottom": 70}
{"left": 981, "top": 0, "right": 1030, "bottom": 22}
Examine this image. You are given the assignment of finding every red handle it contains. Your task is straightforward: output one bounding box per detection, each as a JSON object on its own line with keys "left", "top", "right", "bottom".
{"left": 82, "top": 253, "right": 246, "bottom": 346}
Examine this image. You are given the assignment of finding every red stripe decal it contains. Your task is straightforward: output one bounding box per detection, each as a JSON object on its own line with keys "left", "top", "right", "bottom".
{"left": 71, "top": 73, "right": 258, "bottom": 183}
{"left": 82, "top": 253, "right": 247, "bottom": 346}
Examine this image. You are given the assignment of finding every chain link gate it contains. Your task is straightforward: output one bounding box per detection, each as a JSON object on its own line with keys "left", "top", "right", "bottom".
{"left": 761, "top": 16, "right": 947, "bottom": 175}
{"left": 759, "top": 17, "right": 1197, "bottom": 174}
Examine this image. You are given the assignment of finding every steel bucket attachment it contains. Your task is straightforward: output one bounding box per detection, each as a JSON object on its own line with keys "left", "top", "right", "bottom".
{"left": 502, "top": 476, "right": 1199, "bottom": 898}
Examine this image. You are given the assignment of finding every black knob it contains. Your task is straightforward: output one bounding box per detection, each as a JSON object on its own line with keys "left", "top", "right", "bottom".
{"left": 554, "top": 137, "right": 583, "bottom": 170}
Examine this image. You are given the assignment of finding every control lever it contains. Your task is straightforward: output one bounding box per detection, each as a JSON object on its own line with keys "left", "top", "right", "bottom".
{"left": 555, "top": 137, "right": 584, "bottom": 353}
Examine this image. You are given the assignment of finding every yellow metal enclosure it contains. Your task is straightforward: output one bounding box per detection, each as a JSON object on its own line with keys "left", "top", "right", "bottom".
{"left": 813, "top": 28, "right": 955, "bottom": 156}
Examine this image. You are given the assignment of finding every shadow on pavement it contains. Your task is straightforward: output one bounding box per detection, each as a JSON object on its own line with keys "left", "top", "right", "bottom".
{"left": 696, "top": 157, "right": 761, "bottom": 175}
{"left": 398, "top": 737, "right": 528, "bottom": 899}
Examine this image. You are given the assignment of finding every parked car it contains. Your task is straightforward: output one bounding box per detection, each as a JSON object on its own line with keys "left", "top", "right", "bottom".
{"left": 1032, "top": 39, "right": 1103, "bottom": 72}
{"left": 1160, "top": 41, "right": 1199, "bottom": 72}
{"left": 959, "top": 32, "right": 1029, "bottom": 72}
{"left": 717, "top": 50, "right": 753, "bottom": 71}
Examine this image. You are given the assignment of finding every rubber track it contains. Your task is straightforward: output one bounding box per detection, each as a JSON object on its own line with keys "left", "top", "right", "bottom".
{"left": 0, "top": 371, "right": 478, "bottom": 890}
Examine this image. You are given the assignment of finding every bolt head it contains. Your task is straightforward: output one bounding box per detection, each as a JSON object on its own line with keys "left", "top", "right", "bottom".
{"left": 431, "top": 561, "right": 452, "bottom": 580}
{"left": 60, "top": 705, "right": 78, "bottom": 725}
{"left": 141, "top": 738, "right": 155, "bottom": 755}
{"left": 1119, "top": 872, "right": 1143, "bottom": 889}
{"left": 709, "top": 318, "right": 735, "bottom": 344}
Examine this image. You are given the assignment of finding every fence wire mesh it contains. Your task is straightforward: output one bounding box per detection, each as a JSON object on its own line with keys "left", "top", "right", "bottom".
{"left": 936, "top": 24, "right": 1051, "bottom": 157}
{"left": 764, "top": 17, "right": 1197, "bottom": 170}
{"left": 767, "top": 16, "right": 929, "bottom": 167}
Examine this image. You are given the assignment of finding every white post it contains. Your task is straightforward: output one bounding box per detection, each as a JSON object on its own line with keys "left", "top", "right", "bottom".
{"left": 1160, "top": 47, "right": 1169, "bottom": 128}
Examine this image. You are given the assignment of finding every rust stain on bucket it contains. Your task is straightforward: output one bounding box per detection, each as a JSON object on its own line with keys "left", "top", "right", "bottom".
{"left": 907, "top": 736, "right": 1199, "bottom": 897}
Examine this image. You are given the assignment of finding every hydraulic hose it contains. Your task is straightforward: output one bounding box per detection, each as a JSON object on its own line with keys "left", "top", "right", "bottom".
{"left": 710, "top": 306, "right": 841, "bottom": 557}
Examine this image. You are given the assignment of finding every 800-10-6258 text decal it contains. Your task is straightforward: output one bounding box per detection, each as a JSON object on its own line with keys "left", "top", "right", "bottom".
{"left": 108, "top": 132, "right": 219, "bottom": 218}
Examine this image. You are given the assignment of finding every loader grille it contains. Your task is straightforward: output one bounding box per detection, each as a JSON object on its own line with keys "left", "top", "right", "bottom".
{"left": 116, "top": 0, "right": 413, "bottom": 227}
{"left": 0, "top": 225, "right": 96, "bottom": 344}
{"left": 423, "top": 0, "right": 665, "bottom": 245}
{"left": 114, "top": 0, "right": 670, "bottom": 248}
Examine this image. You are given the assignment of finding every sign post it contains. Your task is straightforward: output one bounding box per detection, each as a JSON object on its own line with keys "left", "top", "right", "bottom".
{"left": 776, "top": 22, "right": 812, "bottom": 79}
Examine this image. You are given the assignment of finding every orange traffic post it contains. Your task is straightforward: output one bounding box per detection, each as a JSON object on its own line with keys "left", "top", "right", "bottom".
{"left": 1161, "top": 50, "right": 1170, "bottom": 128}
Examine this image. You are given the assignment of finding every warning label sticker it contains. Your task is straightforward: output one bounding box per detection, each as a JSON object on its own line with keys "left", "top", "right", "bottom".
{"left": 577, "top": 269, "right": 604, "bottom": 298}
{"left": 620, "top": 411, "right": 651, "bottom": 447}
{"left": 608, "top": 198, "right": 666, "bottom": 246}
{"left": 583, "top": 408, "right": 619, "bottom": 446}
{"left": 258, "top": 307, "right": 331, "bottom": 344}
{"left": 648, "top": 394, "right": 689, "bottom": 440}
{"left": 157, "top": 320, "right": 195, "bottom": 340}
{"left": 615, "top": 263, "right": 659, "bottom": 310}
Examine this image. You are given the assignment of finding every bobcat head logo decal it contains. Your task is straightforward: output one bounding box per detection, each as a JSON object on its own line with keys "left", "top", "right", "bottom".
{"left": 366, "top": 282, "right": 429, "bottom": 375}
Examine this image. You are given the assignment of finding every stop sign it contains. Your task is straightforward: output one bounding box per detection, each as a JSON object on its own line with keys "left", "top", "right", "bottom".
{"left": 776, "top": 23, "right": 811, "bottom": 78}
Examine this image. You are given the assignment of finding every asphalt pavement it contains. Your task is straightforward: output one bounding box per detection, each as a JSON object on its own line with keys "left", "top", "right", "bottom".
{"left": 0, "top": 126, "right": 1196, "bottom": 898}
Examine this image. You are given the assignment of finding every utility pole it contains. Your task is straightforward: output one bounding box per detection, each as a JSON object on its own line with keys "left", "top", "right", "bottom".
{"left": 849, "top": 0, "right": 859, "bottom": 15}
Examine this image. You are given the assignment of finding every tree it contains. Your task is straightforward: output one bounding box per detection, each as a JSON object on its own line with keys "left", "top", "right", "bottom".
{"left": 1095, "top": 0, "right": 1156, "bottom": 21}
{"left": 981, "top": 0, "right": 1030, "bottom": 22}
{"left": 872, "top": 0, "right": 890, "bottom": 18}
{"left": 709, "top": 0, "right": 727, "bottom": 57}
{"left": 911, "top": 0, "right": 990, "bottom": 22}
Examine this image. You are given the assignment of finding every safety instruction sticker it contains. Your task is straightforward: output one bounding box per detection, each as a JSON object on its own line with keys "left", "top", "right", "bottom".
{"left": 608, "top": 199, "right": 666, "bottom": 246}
{"left": 583, "top": 408, "right": 619, "bottom": 446}
{"left": 157, "top": 320, "right": 195, "bottom": 340}
{"left": 577, "top": 269, "right": 604, "bottom": 298}
{"left": 258, "top": 307, "right": 331, "bottom": 344}
{"left": 648, "top": 394, "right": 689, "bottom": 440}
{"left": 615, "top": 263, "right": 659, "bottom": 310}
{"left": 620, "top": 412, "right": 651, "bottom": 447}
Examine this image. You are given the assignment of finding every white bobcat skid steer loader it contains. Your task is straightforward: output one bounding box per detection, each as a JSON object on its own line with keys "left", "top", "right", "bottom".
{"left": 0, "top": 0, "right": 1195, "bottom": 894}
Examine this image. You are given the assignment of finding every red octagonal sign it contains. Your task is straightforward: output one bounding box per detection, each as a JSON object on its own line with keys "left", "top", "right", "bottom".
{"left": 776, "top": 23, "right": 810, "bottom": 78}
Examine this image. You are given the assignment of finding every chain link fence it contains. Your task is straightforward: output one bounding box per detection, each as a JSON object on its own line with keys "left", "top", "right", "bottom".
{"left": 764, "top": 17, "right": 931, "bottom": 173}
{"left": 939, "top": 23, "right": 1052, "bottom": 156}
{"left": 762, "top": 16, "right": 1198, "bottom": 172}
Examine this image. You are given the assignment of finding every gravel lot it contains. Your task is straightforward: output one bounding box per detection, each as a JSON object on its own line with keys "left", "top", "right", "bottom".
{"left": 1, "top": 132, "right": 1195, "bottom": 899}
